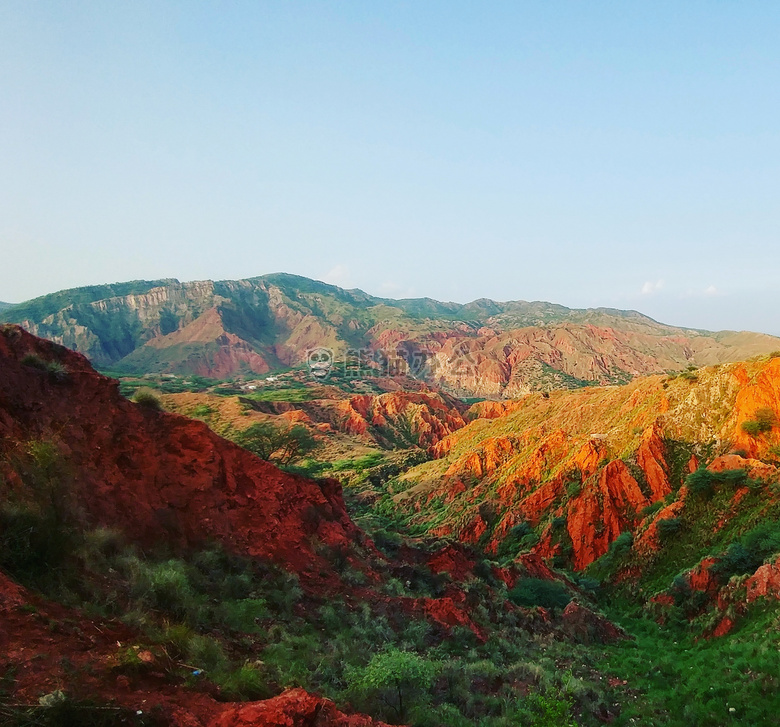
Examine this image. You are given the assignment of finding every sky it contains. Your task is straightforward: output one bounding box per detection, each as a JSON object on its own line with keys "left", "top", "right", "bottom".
{"left": 1, "top": 1, "right": 779, "bottom": 333}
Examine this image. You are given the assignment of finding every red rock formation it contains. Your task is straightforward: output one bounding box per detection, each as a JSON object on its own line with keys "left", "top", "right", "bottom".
{"left": 566, "top": 461, "right": 649, "bottom": 570}
{"left": 326, "top": 391, "right": 466, "bottom": 449}
{"left": 426, "top": 545, "right": 476, "bottom": 581}
{"left": 730, "top": 358, "right": 780, "bottom": 458}
{"left": 745, "top": 555, "right": 780, "bottom": 603}
{"left": 560, "top": 601, "right": 629, "bottom": 644}
{"left": 708, "top": 454, "right": 779, "bottom": 482}
{"left": 212, "top": 689, "right": 395, "bottom": 727}
{"left": 636, "top": 424, "right": 672, "bottom": 499}
{"left": 687, "top": 557, "right": 720, "bottom": 596}
{"left": 0, "top": 326, "right": 363, "bottom": 586}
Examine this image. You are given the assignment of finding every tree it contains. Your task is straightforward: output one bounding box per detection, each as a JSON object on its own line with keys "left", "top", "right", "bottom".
{"left": 232, "top": 422, "right": 316, "bottom": 465}
{"left": 347, "top": 648, "right": 439, "bottom": 722}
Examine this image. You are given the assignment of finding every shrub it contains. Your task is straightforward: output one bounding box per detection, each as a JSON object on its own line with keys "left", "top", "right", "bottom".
{"left": 129, "top": 559, "right": 200, "bottom": 622}
{"left": 686, "top": 467, "right": 715, "bottom": 498}
{"left": 346, "top": 648, "right": 439, "bottom": 722}
{"left": 20, "top": 353, "right": 67, "bottom": 381}
{"left": 641, "top": 500, "right": 664, "bottom": 518}
{"left": 711, "top": 522, "right": 780, "bottom": 583}
{"left": 656, "top": 517, "right": 682, "bottom": 540}
{"left": 186, "top": 634, "right": 228, "bottom": 673}
{"left": 755, "top": 407, "right": 777, "bottom": 429}
{"left": 214, "top": 663, "right": 270, "bottom": 700}
{"left": 0, "top": 504, "right": 75, "bottom": 581}
{"left": 133, "top": 388, "right": 162, "bottom": 410}
{"left": 508, "top": 578, "right": 572, "bottom": 610}
{"left": 0, "top": 439, "right": 79, "bottom": 587}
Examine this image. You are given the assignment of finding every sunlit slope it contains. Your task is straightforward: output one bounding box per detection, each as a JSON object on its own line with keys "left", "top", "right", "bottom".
{"left": 388, "top": 356, "right": 780, "bottom": 570}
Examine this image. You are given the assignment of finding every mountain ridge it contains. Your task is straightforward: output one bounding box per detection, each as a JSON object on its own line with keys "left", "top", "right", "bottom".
{"left": 3, "top": 274, "right": 779, "bottom": 397}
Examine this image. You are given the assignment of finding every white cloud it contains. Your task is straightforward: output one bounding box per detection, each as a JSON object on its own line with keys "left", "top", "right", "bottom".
{"left": 640, "top": 279, "right": 665, "bottom": 295}
{"left": 378, "top": 280, "right": 416, "bottom": 298}
{"left": 703, "top": 285, "right": 719, "bottom": 296}
{"left": 322, "top": 264, "right": 352, "bottom": 287}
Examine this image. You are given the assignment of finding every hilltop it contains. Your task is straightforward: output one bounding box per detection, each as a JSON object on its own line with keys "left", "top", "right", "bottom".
{"left": 3, "top": 274, "right": 779, "bottom": 398}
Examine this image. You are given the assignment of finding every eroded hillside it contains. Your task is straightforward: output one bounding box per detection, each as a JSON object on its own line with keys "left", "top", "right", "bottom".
{"left": 4, "top": 274, "right": 779, "bottom": 397}
{"left": 386, "top": 357, "right": 780, "bottom": 571}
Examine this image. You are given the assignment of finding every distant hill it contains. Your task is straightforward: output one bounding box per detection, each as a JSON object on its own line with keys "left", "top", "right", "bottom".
{"left": 0, "top": 301, "right": 14, "bottom": 312}
{"left": 3, "top": 273, "right": 779, "bottom": 397}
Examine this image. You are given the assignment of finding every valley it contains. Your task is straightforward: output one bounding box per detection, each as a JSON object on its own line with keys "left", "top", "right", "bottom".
{"left": 1, "top": 278, "right": 779, "bottom": 726}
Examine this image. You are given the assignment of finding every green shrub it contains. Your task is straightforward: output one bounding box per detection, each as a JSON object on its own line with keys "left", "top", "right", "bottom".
{"left": 711, "top": 521, "right": 780, "bottom": 583}
{"left": 186, "top": 634, "right": 228, "bottom": 673}
{"left": 686, "top": 467, "right": 715, "bottom": 497}
{"left": 20, "top": 353, "right": 68, "bottom": 381}
{"left": 508, "top": 578, "right": 572, "bottom": 610}
{"left": 346, "top": 648, "right": 440, "bottom": 722}
{"left": 0, "top": 440, "right": 79, "bottom": 588}
{"left": 741, "top": 408, "right": 776, "bottom": 436}
{"left": 656, "top": 517, "right": 682, "bottom": 540}
{"left": 0, "top": 504, "right": 75, "bottom": 581}
{"left": 214, "top": 663, "right": 270, "bottom": 700}
{"left": 133, "top": 388, "right": 162, "bottom": 410}
{"left": 129, "top": 559, "right": 200, "bottom": 622}
{"left": 641, "top": 500, "right": 664, "bottom": 518}
{"left": 527, "top": 691, "right": 577, "bottom": 727}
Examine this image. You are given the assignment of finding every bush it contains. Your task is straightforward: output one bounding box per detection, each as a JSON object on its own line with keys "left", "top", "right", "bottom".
{"left": 133, "top": 388, "right": 162, "bottom": 410}
{"left": 20, "top": 353, "right": 68, "bottom": 381}
{"left": 129, "top": 559, "right": 201, "bottom": 622}
{"left": 711, "top": 521, "right": 780, "bottom": 583}
{"left": 346, "top": 648, "right": 439, "bottom": 722}
{"left": 508, "top": 578, "right": 572, "bottom": 610}
{"left": 686, "top": 467, "right": 715, "bottom": 498}
{"left": 0, "top": 439, "right": 79, "bottom": 587}
{"left": 214, "top": 663, "right": 271, "bottom": 700}
{"left": 0, "top": 504, "right": 76, "bottom": 581}
{"left": 656, "top": 517, "right": 682, "bottom": 540}
{"left": 641, "top": 500, "right": 664, "bottom": 518}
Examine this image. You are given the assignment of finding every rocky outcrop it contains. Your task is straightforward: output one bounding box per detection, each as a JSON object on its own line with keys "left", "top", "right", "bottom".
{"left": 212, "top": 689, "right": 396, "bottom": 727}
{"left": 566, "top": 462, "right": 649, "bottom": 570}
{"left": 560, "top": 601, "right": 630, "bottom": 644}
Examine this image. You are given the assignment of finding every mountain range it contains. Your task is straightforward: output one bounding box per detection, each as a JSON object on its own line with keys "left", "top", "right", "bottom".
{"left": 3, "top": 274, "right": 780, "bottom": 398}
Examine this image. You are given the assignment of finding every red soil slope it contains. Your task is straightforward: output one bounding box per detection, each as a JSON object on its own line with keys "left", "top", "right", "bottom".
{"left": 0, "top": 325, "right": 364, "bottom": 585}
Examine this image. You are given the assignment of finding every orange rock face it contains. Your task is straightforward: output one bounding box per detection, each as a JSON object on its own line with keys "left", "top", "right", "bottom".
{"left": 745, "top": 556, "right": 780, "bottom": 603}
{"left": 636, "top": 424, "right": 672, "bottom": 499}
{"left": 566, "top": 461, "right": 649, "bottom": 570}
{"left": 336, "top": 391, "right": 466, "bottom": 449}
{"left": 729, "top": 357, "right": 780, "bottom": 458}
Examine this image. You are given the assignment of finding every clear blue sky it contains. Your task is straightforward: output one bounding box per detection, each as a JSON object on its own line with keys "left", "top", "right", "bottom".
{"left": 1, "top": 1, "right": 779, "bottom": 333}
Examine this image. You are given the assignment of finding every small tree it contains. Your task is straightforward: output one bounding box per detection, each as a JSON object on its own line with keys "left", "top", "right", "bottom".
{"left": 232, "top": 422, "right": 316, "bottom": 465}
{"left": 347, "top": 648, "right": 439, "bottom": 722}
